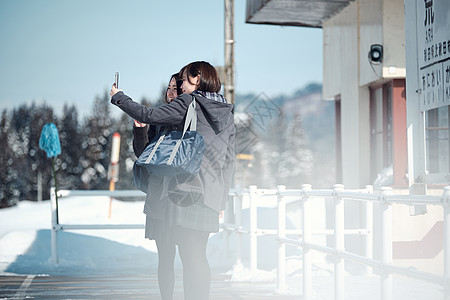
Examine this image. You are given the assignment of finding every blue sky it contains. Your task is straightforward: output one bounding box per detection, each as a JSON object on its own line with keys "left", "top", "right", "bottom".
{"left": 0, "top": 0, "right": 322, "bottom": 118}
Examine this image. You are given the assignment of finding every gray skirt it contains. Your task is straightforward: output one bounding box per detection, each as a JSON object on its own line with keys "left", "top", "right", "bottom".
{"left": 145, "top": 200, "right": 219, "bottom": 243}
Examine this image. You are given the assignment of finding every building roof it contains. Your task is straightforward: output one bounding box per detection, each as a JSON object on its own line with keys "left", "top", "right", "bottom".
{"left": 246, "top": 0, "right": 354, "bottom": 28}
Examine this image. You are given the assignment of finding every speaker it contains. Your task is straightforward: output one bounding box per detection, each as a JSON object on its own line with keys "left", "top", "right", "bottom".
{"left": 369, "top": 44, "right": 383, "bottom": 64}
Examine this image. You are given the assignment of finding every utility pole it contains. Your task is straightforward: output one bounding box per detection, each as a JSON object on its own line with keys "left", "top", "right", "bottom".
{"left": 224, "top": 0, "right": 235, "bottom": 104}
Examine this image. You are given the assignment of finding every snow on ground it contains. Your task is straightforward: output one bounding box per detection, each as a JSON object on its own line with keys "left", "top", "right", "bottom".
{"left": 0, "top": 196, "right": 445, "bottom": 299}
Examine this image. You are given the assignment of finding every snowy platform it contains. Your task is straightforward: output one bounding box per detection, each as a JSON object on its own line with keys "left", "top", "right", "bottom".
{"left": 0, "top": 197, "right": 444, "bottom": 299}
{"left": 0, "top": 273, "right": 302, "bottom": 299}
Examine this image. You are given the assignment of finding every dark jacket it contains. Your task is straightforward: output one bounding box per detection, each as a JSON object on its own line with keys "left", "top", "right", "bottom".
{"left": 111, "top": 91, "right": 235, "bottom": 214}
{"left": 132, "top": 123, "right": 166, "bottom": 157}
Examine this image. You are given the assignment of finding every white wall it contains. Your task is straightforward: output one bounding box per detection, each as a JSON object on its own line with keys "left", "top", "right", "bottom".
{"left": 323, "top": 19, "right": 341, "bottom": 99}
{"left": 324, "top": 2, "right": 371, "bottom": 189}
{"left": 382, "top": 0, "right": 406, "bottom": 78}
{"left": 359, "top": 0, "right": 383, "bottom": 86}
{"left": 323, "top": 0, "right": 405, "bottom": 188}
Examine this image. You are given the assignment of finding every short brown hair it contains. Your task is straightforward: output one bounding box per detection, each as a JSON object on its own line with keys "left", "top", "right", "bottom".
{"left": 179, "top": 61, "right": 221, "bottom": 93}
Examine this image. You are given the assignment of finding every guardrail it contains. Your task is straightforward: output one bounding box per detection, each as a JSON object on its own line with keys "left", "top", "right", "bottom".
{"left": 50, "top": 185, "right": 450, "bottom": 300}
{"left": 221, "top": 184, "right": 450, "bottom": 300}
{"left": 50, "top": 188, "right": 146, "bottom": 264}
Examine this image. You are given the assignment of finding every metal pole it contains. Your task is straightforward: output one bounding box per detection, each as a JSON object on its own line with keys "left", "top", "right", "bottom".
{"left": 302, "top": 184, "right": 312, "bottom": 300}
{"left": 380, "top": 187, "right": 393, "bottom": 300}
{"left": 277, "top": 185, "right": 287, "bottom": 292}
{"left": 443, "top": 186, "right": 450, "bottom": 300}
{"left": 249, "top": 185, "right": 258, "bottom": 272}
{"left": 50, "top": 187, "right": 59, "bottom": 264}
{"left": 224, "top": 0, "right": 234, "bottom": 104}
{"left": 37, "top": 171, "right": 42, "bottom": 202}
{"left": 365, "top": 185, "right": 374, "bottom": 275}
{"left": 235, "top": 188, "right": 243, "bottom": 267}
{"left": 224, "top": 196, "right": 230, "bottom": 257}
{"left": 333, "top": 184, "right": 345, "bottom": 300}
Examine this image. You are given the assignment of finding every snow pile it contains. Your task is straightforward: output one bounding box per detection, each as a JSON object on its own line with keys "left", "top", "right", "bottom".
{"left": 225, "top": 263, "right": 276, "bottom": 283}
{"left": 373, "top": 165, "right": 393, "bottom": 189}
{"left": 0, "top": 197, "right": 156, "bottom": 276}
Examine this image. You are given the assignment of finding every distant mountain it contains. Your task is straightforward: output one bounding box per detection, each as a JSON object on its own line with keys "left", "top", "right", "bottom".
{"left": 234, "top": 83, "right": 336, "bottom": 187}
{"left": 235, "top": 83, "right": 335, "bottom": 154}
{"left": 281, "top": 88, "right": 335, "bottom": 156}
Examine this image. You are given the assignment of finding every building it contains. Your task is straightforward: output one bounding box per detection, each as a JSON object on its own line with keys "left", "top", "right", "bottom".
{"left": 246, "top": 0, "right": 450, "bottom": 275}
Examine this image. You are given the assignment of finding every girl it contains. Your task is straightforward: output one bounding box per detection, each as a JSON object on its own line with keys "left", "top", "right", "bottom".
{"left": 132, "top": 73, "right": 182, "bottom": 300}
{"left": 110, "top": 61, "right": 235, "bottom": 300}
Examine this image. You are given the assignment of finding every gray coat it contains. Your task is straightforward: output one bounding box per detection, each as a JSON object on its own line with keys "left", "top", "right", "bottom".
{"left": 111, "top": 91, "right": 235, "bottom": 215}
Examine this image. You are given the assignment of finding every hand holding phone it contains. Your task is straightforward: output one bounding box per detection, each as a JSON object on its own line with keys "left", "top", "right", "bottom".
{"left": 110, "top": 72, "right": 122, "bottom": 98}
{"left": 114, "top": 72, "right": 119, "bottom": 88}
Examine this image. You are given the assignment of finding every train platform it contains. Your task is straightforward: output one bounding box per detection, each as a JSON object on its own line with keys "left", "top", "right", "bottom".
{"left": 0, "top": 272, "right": 300, "bottom": 300}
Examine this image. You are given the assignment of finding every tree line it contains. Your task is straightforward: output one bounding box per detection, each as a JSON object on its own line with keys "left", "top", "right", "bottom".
{"left": 0, "top": 85, "right": 325, "bottom": 208}
{"left": 0, "top": 91, "right": 142, "bottom": 208}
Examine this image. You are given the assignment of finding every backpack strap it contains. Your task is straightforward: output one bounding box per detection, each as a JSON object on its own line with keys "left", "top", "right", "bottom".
{"left": 167, "top": 96, "right": 197, "bottom": 165}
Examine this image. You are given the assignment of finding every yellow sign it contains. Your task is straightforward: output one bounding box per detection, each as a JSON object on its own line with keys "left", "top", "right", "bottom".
{"left": 236, "top": 153, "right": 254, "bottom": 160}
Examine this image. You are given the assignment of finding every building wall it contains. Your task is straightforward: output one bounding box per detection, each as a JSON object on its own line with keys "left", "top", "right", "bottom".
{"left": 324, "top": 2, "right": 364, "bottom": 189}
{"left": 382, "top": 0, "right": 406, "bottom": 78}
{"left": 359, "top": 0, "right": 383, "bottom": 86}
{"left": 323, "top": 0, "right": 406, "bottom": 189}
{"left": 323, "top": 0, "right": 443, "bottom": 275}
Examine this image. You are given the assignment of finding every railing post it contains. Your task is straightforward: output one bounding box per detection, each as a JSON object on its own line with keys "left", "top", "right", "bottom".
{"left": 235, "top": 186, "right": 243, "bottom": 267}
{"left": 379, "top": 187, "right": 393, "bottom": 300}
{"left": 365, "top": 185, "right": 374, "bottom": 275}
{"left": 333, "top": 184, "right": 345, "bottom": 300}
{"left": 443, "top": 186, "right": 450, "bottom": 300}
{"left": 277, "top": 185, "right": 287, "bottom": 292}
{"left": 50, "top": 187, "right": 59, "bottom": 264}
{"left": 302, "top": 184, "right": 312, "bottom": 300}
{"left": 224, "top": 196, "right": 230, "bottom": 257}
{"left": 249, "top": 185, "right": 258, "bottom": 272}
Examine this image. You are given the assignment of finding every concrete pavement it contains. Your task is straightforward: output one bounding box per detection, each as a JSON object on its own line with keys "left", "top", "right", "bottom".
{"left": 0, "top": 273, "right": 301, "bottom": 299}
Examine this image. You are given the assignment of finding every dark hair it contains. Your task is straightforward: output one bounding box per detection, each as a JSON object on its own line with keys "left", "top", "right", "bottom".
{"left": 164, "top": 73, "right": 183, "bottom": 103}
{"left": 179, "top": 61, "right": 221, "bottom": 93}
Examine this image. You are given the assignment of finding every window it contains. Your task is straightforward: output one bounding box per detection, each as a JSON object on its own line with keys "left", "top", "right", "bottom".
{"left": 370, "top": 83, "right": 393, "bottom": 182}
{"left": 425, "top": 105, "right": 450, "bottom": 176}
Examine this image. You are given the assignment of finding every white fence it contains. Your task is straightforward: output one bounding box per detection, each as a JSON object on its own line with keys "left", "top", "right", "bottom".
{"left": 50, "top": 188, "right": 146, "bottom": 264}
{"left": 50, "top": 185, "right": 450, "bottom": 300}
{"left": 221, "top": 184, "right": 450, "bottom": 300}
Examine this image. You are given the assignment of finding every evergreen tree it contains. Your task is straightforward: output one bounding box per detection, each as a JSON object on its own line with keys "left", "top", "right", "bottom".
{"left": 249, "top": 113, "right": 314, "bottom": 188}
{"left": 59, "top": 104, "right": 83, "bottom": 190}
{"left": 81, "top": 91, "right": 114, "bottom": 189}
{"left": 115, "top": 112, "right": 136, "bottom": 190}
{"left": 248, "top": 113, "right": 288, "bottom": 189}
{"left": 234, "top": 113, "right": 259, "bottom": 188}
{"left": 10, "top": 104, "right": 33, "bottom": 200}
{"left": 0, "top": 110, "right": 19, "bottom": 207}
{"left": 279, "top": 114, "right": 314, "bottom": 187}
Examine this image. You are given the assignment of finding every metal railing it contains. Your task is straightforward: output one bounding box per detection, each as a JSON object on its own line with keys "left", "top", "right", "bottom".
{"left": 50, "top": 185, "right": 450, "bottom": 300}
{"left": 50, "top": 188, "right": 146, "bottom": 264}
{"left": 221, "top": 184, "right": 450, "bottom": 300}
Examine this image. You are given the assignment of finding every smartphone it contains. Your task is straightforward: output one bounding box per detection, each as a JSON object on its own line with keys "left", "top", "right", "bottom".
{"left": 114, "top": 72, "right": 119, "bottom": 88}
